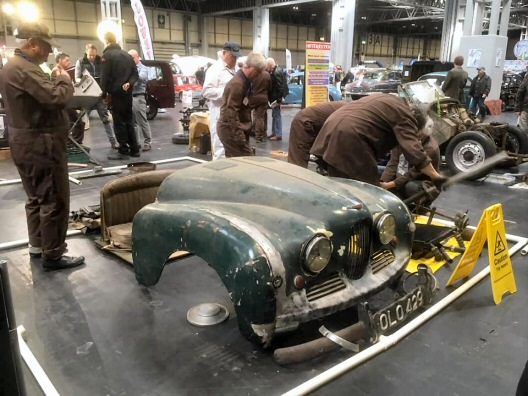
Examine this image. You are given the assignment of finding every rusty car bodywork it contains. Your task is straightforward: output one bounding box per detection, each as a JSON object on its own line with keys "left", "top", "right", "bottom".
{"left": 400, "top": 80, "right": 528, "bottom": 179}
{"left": 132, "top": 157, "right": 416, "bottom": 347}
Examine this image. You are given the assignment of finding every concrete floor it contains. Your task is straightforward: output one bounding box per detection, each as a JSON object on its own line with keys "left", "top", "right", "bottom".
{"left": 0, "top": 103, "right": 527, "bottom": 396}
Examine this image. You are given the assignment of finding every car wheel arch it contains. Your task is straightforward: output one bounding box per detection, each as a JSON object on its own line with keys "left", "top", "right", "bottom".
{"left": 132, "top": 205, "right": 279, "bottom": 346}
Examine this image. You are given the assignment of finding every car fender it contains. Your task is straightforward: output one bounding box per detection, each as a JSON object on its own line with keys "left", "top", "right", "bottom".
{"left": 133, "top": 203, "right": 290, "bottom": 346}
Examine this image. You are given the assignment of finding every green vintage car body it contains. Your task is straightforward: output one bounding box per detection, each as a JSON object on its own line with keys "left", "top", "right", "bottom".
{"left": 132, "top": 157, "right": 415, "bottom": 347}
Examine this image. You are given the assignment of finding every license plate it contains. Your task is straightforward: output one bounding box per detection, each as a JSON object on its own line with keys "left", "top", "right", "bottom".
{"left": 372, "top": 286, "right": 425, "bottom": 335}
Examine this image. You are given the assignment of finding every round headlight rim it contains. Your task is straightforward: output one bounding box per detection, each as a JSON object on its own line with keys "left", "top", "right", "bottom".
{"left": 376, "top": 212, "right": 396, "bottom": 245}
{"left": 301, "top": 234, "right": 333, "bottom": 275}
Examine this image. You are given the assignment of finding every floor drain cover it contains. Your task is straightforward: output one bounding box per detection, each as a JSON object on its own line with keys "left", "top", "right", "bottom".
{"left": 187, "top": 303, "right": 229, "bottom": 327}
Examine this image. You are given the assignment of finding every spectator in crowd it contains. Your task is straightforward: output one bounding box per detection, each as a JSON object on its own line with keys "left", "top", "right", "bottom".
{"left": 311, "top": 94, "right": 443, "bottom": 186}
{"left": 340, "top": 68, "right": 355, "bottom": 94}
{"left": 195, "top": 66, "right": 205, "bottom": 85}
{"left": 51, "top": 52, "right": 84, "bottom": 144}
{"left": 441, "top": 55, "right": 468, "bottom": 105}
{"left": 101, "top": 32, "right": 139, "bottom": 160}
{"left": 128, "top": 49, "right": 152, "bottom": 152}
{"left": 0, "top": 22, "right": 85, "bottom": 270}
{"left": 249, "top": 66, "right": 271, "bottom": 143}
{"left": 266, "top": 58, "right": 288, "bottom": 141}
{"left": 515, "top": 72, "right": 528, "bottom": 132}
{"left": 75, "top": 43, "right": 117, "bottom": 148}
{"left": 288, "top": 101, "right": 347, "bottom": 167}
{"left": 51, "top": 52, "right": 71, "bottom": 78}
{"left": 202, "top": 41, "right": 241, "bottom": 160}
{"left": 334, "top": 65, "right": 343, "bottom": 89}
{"left": 468, "top": 67, "right": 491, "bottom": 118}
{"left": 218, "top": 52, "right": 266, "bottom": 157}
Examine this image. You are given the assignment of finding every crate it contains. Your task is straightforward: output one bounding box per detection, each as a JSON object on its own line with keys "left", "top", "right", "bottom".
{"left": 67, "top": 143, "right": 91, "bottom": 164}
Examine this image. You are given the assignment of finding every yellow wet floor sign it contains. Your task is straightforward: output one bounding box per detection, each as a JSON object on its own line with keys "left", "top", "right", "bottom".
{"left": 446, "top": 204, "right": 517, "bottom": 304}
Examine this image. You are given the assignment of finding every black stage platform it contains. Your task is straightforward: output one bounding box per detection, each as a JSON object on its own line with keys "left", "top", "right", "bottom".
{"left": 0, "top": 105, "right": 527, "bottom": 396}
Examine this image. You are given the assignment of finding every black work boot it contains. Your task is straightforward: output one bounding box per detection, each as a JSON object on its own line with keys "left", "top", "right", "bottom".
{"left": 42, "top": 255, "right": 85, "bottom": 271}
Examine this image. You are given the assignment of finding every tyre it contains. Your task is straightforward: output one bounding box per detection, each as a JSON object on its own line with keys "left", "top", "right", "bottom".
{"left": 445, "top": 131, "right": 496, "bottom": 180}
{"left": 172, "top": 132, "right": 189, "bottom": 145}
{"left": 506, "top": 125, "right": 528, "bottom": 154}
{"left": 498, "top": 125, "right": 528, "bottom": 168}
{"left": 146, "top": 97, "right": 158, "bottom": 120}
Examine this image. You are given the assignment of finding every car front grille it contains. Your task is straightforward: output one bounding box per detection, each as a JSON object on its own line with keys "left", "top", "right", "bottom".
{"left": 306, "top": 273, "right": 346, "bottom": 302}
{"left": 370, "top": 249, "right": 395, "bottom": 274}
{"left": 346, "top": 220, "right": 371, "bottom": 280}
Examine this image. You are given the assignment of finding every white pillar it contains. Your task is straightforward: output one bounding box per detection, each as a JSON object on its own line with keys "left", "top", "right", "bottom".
{"left": 471, "top": 1, "right": 485, "bottom": 36}
{"left": 488, "top": 0, "right": 501, "bottom": 35}
{"left": 499, "top": 0, "right": 512, "bottom": 37}
{"left": 441, "top": 0, "right": 464, "bottom": 62}
{"left": 330, "top": 0, "right": 355, "bottom": 71}
{"left": 253, "top": 3, "right": 269, "bottom": 57}
{"left": 462, "top": 0, "right": 474, "bottom": 36}
{"left": 100, "top": 0, "right": 123, "bottom": 46}
{"left": 199, "top": 15, "right": 208, "bottom": 57}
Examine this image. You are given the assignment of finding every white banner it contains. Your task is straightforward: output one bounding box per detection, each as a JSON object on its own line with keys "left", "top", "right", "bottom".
{"left": 285, "top": 49, "right": 292, "bottom": 71}
{"left": 131, "top": 0, "right": 154, "bottom": 60}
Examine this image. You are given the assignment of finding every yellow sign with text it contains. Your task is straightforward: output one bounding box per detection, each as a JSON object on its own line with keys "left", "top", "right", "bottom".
{"left": 446, "top": 204, "right": 517, "bottom": 304}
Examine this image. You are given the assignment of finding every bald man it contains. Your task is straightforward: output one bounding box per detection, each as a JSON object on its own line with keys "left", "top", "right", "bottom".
{"left": 128, "top": 49, "right": 152, "bottom": 151}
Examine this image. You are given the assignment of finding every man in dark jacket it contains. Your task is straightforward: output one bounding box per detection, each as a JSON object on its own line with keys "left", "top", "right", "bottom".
{"left": 468, "top": 67, "right": 491, "bottom": 118}
{"left": 249, "top": 69, "right": 271, "bottom": 143}
{"left": 218, "top": 52, "right": 267, "bottom": 157}
{"left": 267, "top": 58, "right": 288, "bottom": 141}
{"left": 340, "top": 69, "right": 355, "bottom": 94}
{"left": 311, "top": 94, "right": 443, "bottom": 186}
{"left": 101, "top": 32, "right": 139, "bottom": 160}
{"left": 288, "top": 101, "right": 347, "bottom": 167}
{"left": 75, "top": 43, "right": 117, "bottom": 148}
{"left": 515, "top": 73, "right": 528, "bottom": 132}
{"left": 0, "top": 22, "right": 84, "bottom": 270}
{"left": 442, "top": 55, "right": 468, "bottom": 105}
{"left": 195, "top": 67, "right": 205, "bottom": 85}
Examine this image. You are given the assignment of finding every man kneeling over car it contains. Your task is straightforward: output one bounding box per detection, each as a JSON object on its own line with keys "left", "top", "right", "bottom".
{"left": 311, "top": 94, "right": 444, "bottom": 187}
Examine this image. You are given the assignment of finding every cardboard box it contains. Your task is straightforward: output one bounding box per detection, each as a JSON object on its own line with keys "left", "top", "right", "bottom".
{"left": 189, "top": 111, "right": 211, "bottom": 151}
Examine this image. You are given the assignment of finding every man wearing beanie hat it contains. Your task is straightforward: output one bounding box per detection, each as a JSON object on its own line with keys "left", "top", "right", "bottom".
{"left": 0, "top": 22, "right": 85, "bottom": 270}
{"left": 468, "top": 67, "right": 491, "bottom": 118}
{"left": 202, "top": 41, "right": 242, "bottom": 160}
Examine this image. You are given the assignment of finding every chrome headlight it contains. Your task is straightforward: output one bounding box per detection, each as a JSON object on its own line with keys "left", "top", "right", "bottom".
{"left": 376, "top": 213, "right": 396, "bottom": 245}
{"left": 302, "top": 235, "right": 332, "bottom": 274}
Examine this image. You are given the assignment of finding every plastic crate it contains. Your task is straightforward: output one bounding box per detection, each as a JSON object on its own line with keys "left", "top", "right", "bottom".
{"left": 67, "top": 143, "right": 91, "bottom": 164}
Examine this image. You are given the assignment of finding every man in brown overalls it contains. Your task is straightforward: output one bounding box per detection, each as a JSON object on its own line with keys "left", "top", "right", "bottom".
{"left": 249, "top": 69, "right": 271, "bottom": 143}
{"left": 0, "top": 22, "right": 85, "bottom": 270}
{"left": 217, "top": 52, "right": 267, "bottom": 157}
{"left": 287, "top": 101, "right": 347, "bottom": 168}
{"left": 311, "top": 94, "right": 443, "bottom": 186}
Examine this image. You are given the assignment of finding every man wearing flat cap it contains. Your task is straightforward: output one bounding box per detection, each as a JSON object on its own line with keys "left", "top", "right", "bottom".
{"left": 202, "top": 41, "right": 242, "bottom": 160}
{"left": 468, "top": 67, "right": 491, "bottom": 119}
{"left": 0, "top": 22, "right": 85, "bottom": 270}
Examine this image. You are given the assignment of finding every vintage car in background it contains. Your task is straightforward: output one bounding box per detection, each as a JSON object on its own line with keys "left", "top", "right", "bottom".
{"left": 143, "top": 60, "right": 176, "bottom": 120}
{"left": 173, "top": 75, "right": 203, "bottom": 101}
{"left": 132, "top": 157, "right": 436, "bottom": 347}
{"left": 417, "top": 71, "right": 472, "bottom": 108}
{"left": 284, "top": 71, "right": 342, "bottom": 104}
{"left": 400, "top": 80, "right": 528, "bottom": 179}
{"left": 344, "top": 69, "right": 403, "bottom": 100}
{"left": 501, "top": 71, "right": 523, "bottom": 112}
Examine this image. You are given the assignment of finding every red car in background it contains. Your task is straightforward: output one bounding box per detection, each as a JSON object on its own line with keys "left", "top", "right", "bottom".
{"left": 173, "top": 75, "right": 203, "bottom": 101}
